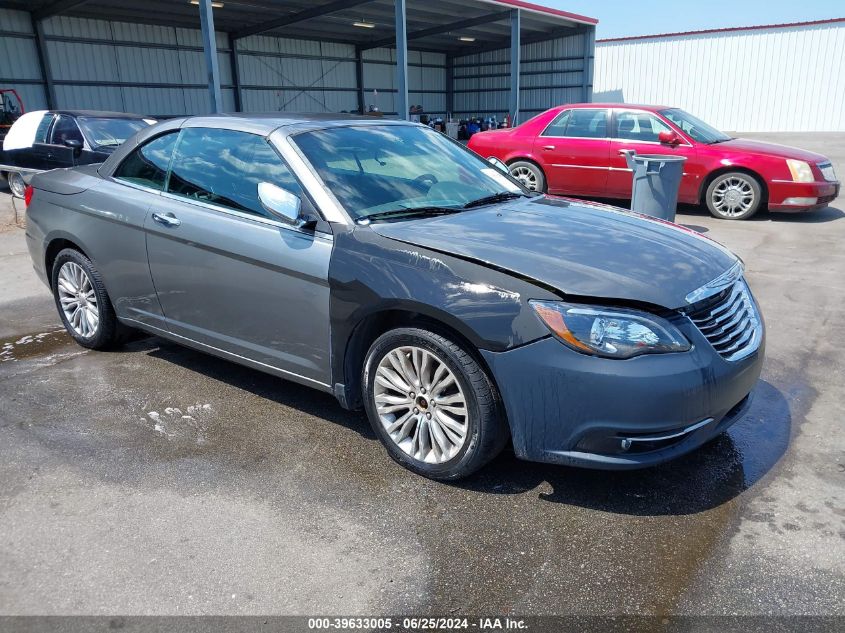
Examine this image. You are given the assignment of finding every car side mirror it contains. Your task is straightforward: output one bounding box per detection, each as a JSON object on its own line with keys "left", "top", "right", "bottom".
{"left": 63, "top": 138, "right": 83, "bottom": 150}
{"left": 486, "top": 156, "right": 509, "bottom": 174}
{"left": 658, "top": 131, "right": 681, "bottom": 146}
{"left": 258, "top": 182, "right": 311, "bottom": 228}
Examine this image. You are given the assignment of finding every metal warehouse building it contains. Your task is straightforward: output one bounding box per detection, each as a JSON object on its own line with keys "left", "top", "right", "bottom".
{"left": 0, "top": 0, "right": 596, "bottom": 124}
{"left": 593, "top": 18, "right": 845, "bottom": 132}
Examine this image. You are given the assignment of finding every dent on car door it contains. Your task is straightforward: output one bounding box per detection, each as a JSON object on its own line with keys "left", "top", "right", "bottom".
{"left": 607, "top": 110, "right": 696, "bottom": 198}
{"left": 532, "top": 108, "right": 610, "bottom": 196}
{"left": 144, "top": 126, "right": 333, "bottom": 386}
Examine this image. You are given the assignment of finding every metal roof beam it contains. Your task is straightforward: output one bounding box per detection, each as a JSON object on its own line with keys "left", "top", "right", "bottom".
{"left": 453, "top": 23, "right": 590, "bottom": 56}
{"left": 362, "top": 10, "right": 510, "bottom": 50}
{"left": 230, "top": 0, "right": 378, "bottom": 41}
{"left": 33, "top": 0, "right": 91, "bottom": 21}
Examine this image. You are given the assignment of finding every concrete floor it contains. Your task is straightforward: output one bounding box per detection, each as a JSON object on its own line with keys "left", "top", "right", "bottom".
{"left": 0, "top": 133, "right": 843, "bottom": 617}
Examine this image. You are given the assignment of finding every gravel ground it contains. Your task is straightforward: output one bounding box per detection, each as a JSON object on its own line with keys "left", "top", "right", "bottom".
{"left": 0, "top": 133, "right": 842, "bottom": 618}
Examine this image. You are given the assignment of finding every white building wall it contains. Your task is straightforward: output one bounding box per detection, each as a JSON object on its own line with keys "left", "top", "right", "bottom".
{"left": 593, "top": 20, "right": 845, "bottom": 132}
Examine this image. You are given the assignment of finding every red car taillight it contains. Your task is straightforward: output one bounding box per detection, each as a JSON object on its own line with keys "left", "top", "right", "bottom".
{"left": 24, "top": 185, "right": 33, "bottom": 208}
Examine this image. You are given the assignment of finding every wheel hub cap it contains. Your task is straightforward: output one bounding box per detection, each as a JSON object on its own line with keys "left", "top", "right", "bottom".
{"left": 57, "top": 261, "right": 99, "bottom": 338}
{"left": 713, "top": 176, "right": 755, "bottom": 216}
{"left": 374, "top": 346, "right": 469, "bottom": 464}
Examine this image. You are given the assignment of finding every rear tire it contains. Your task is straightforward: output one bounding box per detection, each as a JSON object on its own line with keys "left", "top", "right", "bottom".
{"left": 509, "top": 160, "right": 546, "bottom": 193}
{"left": 51, "top": 248, "right": 131, "bottom": 350}
{"left": 362, "top": 327, "right": 508, "bottom": 480}
{"left": 7, "top": 171, "right": 26, "bottom": 198}
{"left": 705, "top": 172, "right": 762, "bottom": 220}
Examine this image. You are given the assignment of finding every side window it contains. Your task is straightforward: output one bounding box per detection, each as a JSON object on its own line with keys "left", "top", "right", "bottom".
{"left": 561, "top": 109, "right": 608, "bottom": 138}
{"left": 114, "top": 132, "right": 179, "bottom": 190}
{"left": 541, "top": 110, "right": 571, "bottom": 137}
{"left": 34, "top": 114, "right": 55, "bottom": 143}
{"left": 615, "top": 112, "right": 672, "bottom": 142}
{"left": 167, "top": 128, "right": 308, "bottom": 218}
{"left": 50, "top": 115, "right": 84, "bottom": 146}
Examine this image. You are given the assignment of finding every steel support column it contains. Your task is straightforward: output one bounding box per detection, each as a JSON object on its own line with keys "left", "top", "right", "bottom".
{"left": 198, "top": 0, "right": 223, "bottom": 113}
{"left": 32, "top": 17, "right": 56, "bottom": 110}
{"left": 355, "top": 46, "right": 366, "bottom": 114}
{"left": 581, "top": 26, "right": 592, "bottom": 102}
{"left": 394, "top": 0, "right": 409, "bottom": 120}
{"left": 509, "top": 9, "right": 520, "bottom": 126}
{"left": 230, "top": 35, "right": 242, "bottom": 112}
{"left": 446, "top": 54, "right": 454, "bottom": 118}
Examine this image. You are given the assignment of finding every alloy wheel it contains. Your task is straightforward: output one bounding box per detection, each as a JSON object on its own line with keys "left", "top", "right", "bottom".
{"left": 57, "top": 261, "right": 99, "bottom": 338}
{"left": 510, "top": 165, "right": 538, "bottom": 191}
{"left": 7, "top": 172, "right": 26, "bottom": 198}
{"left": 373, "top": 345, "right": 469, "bottom": 464}
{"left": 712, "top": 176, "right": 756, "bottom": 217}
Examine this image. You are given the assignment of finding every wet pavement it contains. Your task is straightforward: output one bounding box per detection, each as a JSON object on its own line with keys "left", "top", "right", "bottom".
{"left": 0, "top": 134, "right": 843, "bottom": 616}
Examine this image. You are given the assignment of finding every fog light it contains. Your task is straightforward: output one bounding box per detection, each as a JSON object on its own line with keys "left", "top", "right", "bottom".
{"left": 783, "top": 197, "right": 817, "bottom": 206}
{"left": 620, "top": 438, "right": 632, "bottom": 451}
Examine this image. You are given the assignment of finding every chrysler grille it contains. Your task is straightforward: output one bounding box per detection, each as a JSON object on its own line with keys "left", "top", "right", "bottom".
{"left": 686, "top": 280, "right": 762, "bottom": 361}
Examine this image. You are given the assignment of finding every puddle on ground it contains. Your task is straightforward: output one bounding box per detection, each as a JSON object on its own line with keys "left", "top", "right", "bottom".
{"left": 0, "top": 329, "right": 74, "bottom": 362}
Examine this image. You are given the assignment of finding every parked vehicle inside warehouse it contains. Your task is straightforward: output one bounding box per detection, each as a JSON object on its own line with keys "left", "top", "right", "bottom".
{"left": 468, "top": 103, "right": 840, "bottom": 220}
{"left": 23, "top": 114, "right": 764, "bottom": 480}
{"left": 0, "top": 109, "right": 154, "bottom": 197}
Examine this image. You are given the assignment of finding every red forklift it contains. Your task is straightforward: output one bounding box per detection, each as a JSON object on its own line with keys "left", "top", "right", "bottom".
{"left": 0, "top": 89, "right": 24, "bottom": 143}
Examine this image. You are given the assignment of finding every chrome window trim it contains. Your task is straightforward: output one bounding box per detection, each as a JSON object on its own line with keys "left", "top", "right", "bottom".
{"left": 111, "top": 177, "right": 165, "bottom": 197}
{"left": 157, "top": 190, "right": 334, "bottom": 241}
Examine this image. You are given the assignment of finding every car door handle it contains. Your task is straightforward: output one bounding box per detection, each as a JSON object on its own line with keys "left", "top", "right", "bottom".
{"left": 151, "top": 212, "right": 181, "bottom": 227}
{"left": 541, "top": 145, "right": 555, "bottom": 150}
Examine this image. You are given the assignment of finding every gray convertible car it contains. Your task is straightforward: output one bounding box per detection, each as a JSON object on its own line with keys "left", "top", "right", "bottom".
{"left": 24, "top": 114, "right": 765, "bottom": 480}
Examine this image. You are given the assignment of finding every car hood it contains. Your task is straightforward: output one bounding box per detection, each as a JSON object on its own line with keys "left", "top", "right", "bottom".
{"left": 368, "top": 197, "right": 739, "bottom": 310}
{"left": 716, "top": 137, "right": 829, "bottom": 162}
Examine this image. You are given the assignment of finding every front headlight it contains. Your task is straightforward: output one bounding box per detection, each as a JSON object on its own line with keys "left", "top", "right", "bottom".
{"left": 786, "top": 159, "right": 814, "bottom": 183}
{"left": 530, "top": 301, "right": 691, "bottom": 359}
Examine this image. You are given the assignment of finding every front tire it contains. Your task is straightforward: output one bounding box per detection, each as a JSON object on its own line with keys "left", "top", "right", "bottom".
{"left": 508, "top": 160, "right": 546, "bottom": 193}
{"left": 51, "top": 249, "right": 129, "bottom": 350}
{"left": 362, "top": 327, "right": 508, "bottom": 480}
{"left": 705, "top": 172, "right": 763, "bottom": 220}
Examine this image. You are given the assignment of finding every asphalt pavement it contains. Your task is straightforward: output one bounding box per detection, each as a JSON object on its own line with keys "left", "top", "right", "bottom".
{"left": 0, "top": 133, "right": 842, "bottom": 617}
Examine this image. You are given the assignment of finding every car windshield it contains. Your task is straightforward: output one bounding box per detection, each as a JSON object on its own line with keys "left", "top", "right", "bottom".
{"left": 77, "top": 117, "right": 150, "bottom": 148}
{"left": 660, "top": 108, "right": 731, "bottom": 144}
{"left": 291, "top": 124, "right": 528, "bottom": 220}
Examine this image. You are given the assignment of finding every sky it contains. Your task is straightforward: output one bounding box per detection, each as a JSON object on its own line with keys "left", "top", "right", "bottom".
{"left": 546, "top": 0, "right": 844, "bottom": 39}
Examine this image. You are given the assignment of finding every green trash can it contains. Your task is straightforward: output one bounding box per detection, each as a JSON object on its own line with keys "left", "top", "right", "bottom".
{"left": 620, "top": 150, "right": 687, "bottom": 222}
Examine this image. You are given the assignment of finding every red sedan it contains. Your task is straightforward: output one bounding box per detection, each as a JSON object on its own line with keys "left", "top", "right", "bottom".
{"left": 468, "top": 103, "right": 840, "bottom": 220}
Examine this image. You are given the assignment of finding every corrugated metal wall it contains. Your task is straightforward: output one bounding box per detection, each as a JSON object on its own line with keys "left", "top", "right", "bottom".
{"left": 2, "top": 6, "right": 590, "bottom": 121}
{"left": 236, "top": 35, "right": 359, "bottom": 113}
{"left": 593, "top": 21, "right": 845, "bottom": 132}
{"left": 453, "top": 29, "right": 593, "bottom": 122}
{"left": 361, "top": 48, "right": 447, "bottom": 116}
{"left": 0, "top": 9, "right": 46, "bottom": 111}
{"left": 0, "top": 8, "right": 235, "bottom": 115}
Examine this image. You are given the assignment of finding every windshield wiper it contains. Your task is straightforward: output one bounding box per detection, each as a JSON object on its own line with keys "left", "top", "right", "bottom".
{"left": 462, "top": 191, "right": 527, "bottom": 209}
{"left": 364, "top": 206, "right": 462, "bottom": 222}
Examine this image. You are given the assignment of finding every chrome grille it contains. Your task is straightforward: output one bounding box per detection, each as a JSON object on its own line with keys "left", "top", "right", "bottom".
{"left": 686, "top": 280, "right": 762, "bottom": 361}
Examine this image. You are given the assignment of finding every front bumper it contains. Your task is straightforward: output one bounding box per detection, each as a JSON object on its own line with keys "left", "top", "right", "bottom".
{"left": 481, "top": 317, "right": 764, "bottom": 469}
{"left": 768, "top": 179, "right": 840, "bottom": 211}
